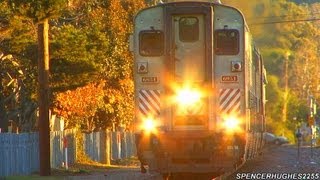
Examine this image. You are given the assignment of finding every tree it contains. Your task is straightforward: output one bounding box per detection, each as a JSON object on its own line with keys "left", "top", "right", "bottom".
{"left": 54, "top": 81, "right": 105, "bottom": 131}
{"left": 50, "top": 0, "right": 145, "bottom": 131}
{"left": 0, "top": 52, "right": 37, "bottom": 132}
{"left": 0, "top": 53, "right": 13, "bottom": 132}
{"left": 104, "top": 0, "right": 145, "bottom": 81}
{"left": 224, "top": 0, "right": 320, "bottom": 141}
{"left": 7, "top": 0, "right": 67, "bottom": 175}
{"left": 50, "top": 24, "right": 107, "bottom": 92}
{"left": 99, "top": 0, "right": 145, "bottom": 130}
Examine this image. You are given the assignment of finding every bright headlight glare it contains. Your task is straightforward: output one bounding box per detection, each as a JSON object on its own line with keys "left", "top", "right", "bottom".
{"left": 141, "top": 118, "right": 157, "bottom": 133}
{"left": 176, "top": 88, "right": 202, "bottom": 106}
{"left": 222, "top": 116, "right": 241, "bottom": 132}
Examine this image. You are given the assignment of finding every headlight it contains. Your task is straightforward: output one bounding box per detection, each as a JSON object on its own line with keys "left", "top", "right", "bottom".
{"left": 174, "top": 86, "right": 204, "bottom": 116}
{"left": 222, "top": 116, "right": 242, "bottom": 133}
{"left": 169, "top": 84, "right": 207, "bottom": 121}
{"left": 140, "top": 117, "right": 157, "bottom": 133}
{"left": 176, "top": 88, "right": 202, "bottom": 106}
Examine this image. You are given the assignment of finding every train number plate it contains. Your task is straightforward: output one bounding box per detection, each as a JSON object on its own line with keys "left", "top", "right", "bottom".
{"left": 221, "top": 75, "right": 238, "bottom": 83}
{"left": 141, "top": 76, "right": 159, "bottom": 83}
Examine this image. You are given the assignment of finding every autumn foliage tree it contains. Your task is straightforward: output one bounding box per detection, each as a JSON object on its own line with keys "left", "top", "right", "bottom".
{"left": 225, "top": 0, "right": 320, "bottom": 141}
{"left": 1, "top": 0, "right": 147, "bottom": 132}
{"left": 49, "top": 0, "right": 146, "bottom": 131}
{"left": 104, "top": 0, "right": 145, "bottom": 80}
{"left": 54, "top": 81, "right": 105, "bottom": 132}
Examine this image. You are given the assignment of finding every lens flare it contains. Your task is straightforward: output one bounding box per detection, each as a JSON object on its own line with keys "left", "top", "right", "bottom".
{"left": 223, "top": 117, "right": 240, "bottom": 129}
{"left": 141, "top": 118, "right": 156, "bottom": 133}
{"left": 222, "top": 116, "right": 242, "bottom": 133}
{"left": 174, "top": 85, "right": 203, "bottom": 107}
{"left": 175, "top": 88, "right": 202, "bottom": 106}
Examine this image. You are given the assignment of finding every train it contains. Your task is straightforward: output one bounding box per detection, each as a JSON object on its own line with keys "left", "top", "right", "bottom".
{"left": 130, "top": 0, "right": 267, "bottom": 178}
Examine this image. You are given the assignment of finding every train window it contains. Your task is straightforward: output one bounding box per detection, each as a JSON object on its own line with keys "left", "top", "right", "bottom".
{"left": 179, "top": 17, "right": 199, "bottom": 42}
{"left": 253, "top": 50, "right": 260, "bottom": 72}
{"left": 139, "top": 30, "right": 164, "bottom": 56}
{"left": 214, "top": 29, "right": 239, "bottom": 55}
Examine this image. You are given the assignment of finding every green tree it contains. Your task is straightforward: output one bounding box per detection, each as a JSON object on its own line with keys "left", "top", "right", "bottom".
{"left": 50, "top": 0, "right": 146, "bottom": 130}
{"left": 50, "top": 24, "right": 107, "bottom": 91}
{"left": 0, "top": 52, "right": 37, "bottom": 132}
{"left": 225, "top": 0, "right": 320, "bottom": 139}
{"left": 7, "top": 0, "right": 67, "bottom": 175}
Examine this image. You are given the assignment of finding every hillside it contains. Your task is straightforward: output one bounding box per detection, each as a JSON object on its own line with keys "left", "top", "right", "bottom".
{"left": 290, "top": 0, "right": 319, "bottom": 4}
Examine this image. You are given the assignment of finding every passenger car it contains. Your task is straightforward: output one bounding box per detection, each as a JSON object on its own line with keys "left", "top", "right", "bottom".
{"left": 264, "top": 132, "right": 289, "bottom": 145}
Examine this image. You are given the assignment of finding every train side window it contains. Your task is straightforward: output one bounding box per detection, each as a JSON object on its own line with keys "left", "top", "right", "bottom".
{"left": 179, "top": 17, "right": 199, "bottom": 42}
{"left": 253, "top": 49, "right": 261, "bottom": 72}
{"left": 214, "top": 29, "right": 239, "bottom": 55}
{"left": 139, "top": 30, "right": 164, "bottom": 56}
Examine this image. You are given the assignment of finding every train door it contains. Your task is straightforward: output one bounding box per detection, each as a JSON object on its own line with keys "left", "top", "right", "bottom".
{"left": 165, "top": 6, "right": 213, "bottom": 130}
{"left": 172, "top": 14, "right": 207, "bottom": 129}
{"left": 173, "top": 15, "right": 205, "bottom": 83}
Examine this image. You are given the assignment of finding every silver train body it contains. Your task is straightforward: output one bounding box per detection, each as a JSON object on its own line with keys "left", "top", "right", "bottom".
{"left": 130, "top": 0, "right": 267, "bottom": 176}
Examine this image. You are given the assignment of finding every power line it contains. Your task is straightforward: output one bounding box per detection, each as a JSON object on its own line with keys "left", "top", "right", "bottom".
{"left": 249, "top": 18, "right": 320, "bottom": 26}
{"left": 247, "top": 12, "right": 320, "bottom": 21}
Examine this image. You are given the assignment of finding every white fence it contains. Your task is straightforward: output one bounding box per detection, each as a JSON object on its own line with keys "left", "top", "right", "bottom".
{"left": 0, "top": 133, "right": 39, "bottom": 176}
{"left": 51, "top": 130, "right": 76, "bottom": 168}
{"left": 0, "top": 131, "right": 136, "bottom": 177}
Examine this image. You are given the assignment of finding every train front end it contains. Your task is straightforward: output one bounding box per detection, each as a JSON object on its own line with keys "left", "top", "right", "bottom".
{"left": 131, "top": 0, "right": 265, "bottom": 176}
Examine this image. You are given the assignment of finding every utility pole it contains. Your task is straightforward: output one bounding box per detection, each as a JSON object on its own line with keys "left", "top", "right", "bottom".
{"left": 282, "top": 52, "right": 290, "bottom": 136}
{"left": 38, "top": 18, "right": 51, "bottom": 176}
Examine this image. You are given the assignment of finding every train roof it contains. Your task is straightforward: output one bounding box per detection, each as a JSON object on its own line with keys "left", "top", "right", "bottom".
{"left": 162, "top": 0, "right": 221, "bottom": 3}
{"left": 136, "top": 1, "right": 250, "bottom": 30}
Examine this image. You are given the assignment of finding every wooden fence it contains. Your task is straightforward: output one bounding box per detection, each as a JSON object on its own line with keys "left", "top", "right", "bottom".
{"left": 51, "top": 129, "right": 76, "bottom": 168}
{"left": 0, "top": 130, "right": 136, "bottom": 177}
{"left": 0, "top": 133, "right": 39, "bottom": 176}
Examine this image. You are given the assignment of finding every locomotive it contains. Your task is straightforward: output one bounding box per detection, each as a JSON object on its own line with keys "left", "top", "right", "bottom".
{"left": 130, "top": 0, "right": 267, "bottom": 178}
